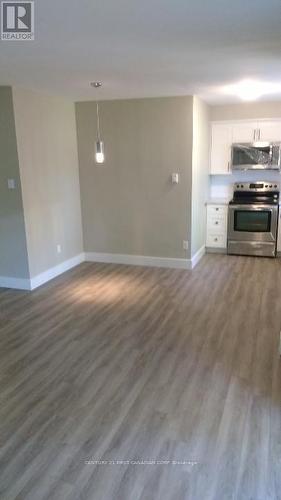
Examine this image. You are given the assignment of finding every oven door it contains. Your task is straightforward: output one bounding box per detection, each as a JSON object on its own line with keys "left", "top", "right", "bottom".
{"left": 228, "top": 204, "right": 278, "bottom": 243}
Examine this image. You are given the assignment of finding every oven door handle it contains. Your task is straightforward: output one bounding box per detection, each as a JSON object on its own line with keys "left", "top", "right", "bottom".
{"left": 229, "top": 204, "right": 277, "bottom": 211}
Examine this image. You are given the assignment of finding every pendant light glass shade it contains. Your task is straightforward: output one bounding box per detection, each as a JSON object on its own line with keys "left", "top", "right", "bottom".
{"left": 95, "top": 101, "right": 105, "bottom": 164}
{"left": 95, "top": 140, "right": 105, "bottom": 164}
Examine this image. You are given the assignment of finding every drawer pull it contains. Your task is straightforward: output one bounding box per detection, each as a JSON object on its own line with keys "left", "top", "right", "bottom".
{"left": 215, "top": 221, "right": 219, "bottom": 225}
{"left": 215, "top": 208, "right": 219, "bottom": 211}
{"left": 214, "top": 238, "right": 218, "bottom": 242}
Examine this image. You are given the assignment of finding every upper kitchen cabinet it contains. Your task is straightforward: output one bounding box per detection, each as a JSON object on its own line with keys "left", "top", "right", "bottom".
{"left": 231, "top": 120, "right": 281, "bottom": 143}
{"left": 210, "top": 123, "right": 232, "bottom": 174}
{"left": 232, "top": 122, "right": 257, "bottom": 143}
{"left": 210, "top": 119, "right": 281, "bottom": 175}
{"left": 258, "top": 120, "right": 281, "bottom": 142}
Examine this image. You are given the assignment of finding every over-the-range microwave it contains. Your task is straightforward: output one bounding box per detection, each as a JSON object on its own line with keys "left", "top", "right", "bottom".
{"left": 231, "top": 142, "right": 281, "bottom": 171}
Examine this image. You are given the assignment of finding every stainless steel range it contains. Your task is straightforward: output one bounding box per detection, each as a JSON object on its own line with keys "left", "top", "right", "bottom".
{"left": 227, "top": 182, "right": 280, "bottom": 257}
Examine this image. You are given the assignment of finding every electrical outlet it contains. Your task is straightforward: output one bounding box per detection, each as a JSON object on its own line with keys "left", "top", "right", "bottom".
{"left": 7, "top": 179, "right": 16, "bottom": 190}
{"left": 183, "top": 240, "right": 189, "bottom": 250}
{"left": 57, "top": 244, "right": 62, "bottom": 254}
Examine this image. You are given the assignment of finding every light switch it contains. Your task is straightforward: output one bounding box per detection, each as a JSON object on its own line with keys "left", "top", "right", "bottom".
{"left": 171, "top": 173, "right": 179, "bottom": 184}
{"left": 8, "top": 179, "right": 16, "bottom": 190}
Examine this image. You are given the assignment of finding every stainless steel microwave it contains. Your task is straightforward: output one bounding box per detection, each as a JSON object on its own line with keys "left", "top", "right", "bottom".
{"left": 231, "top": 142, "right": 281, "bottom": 170}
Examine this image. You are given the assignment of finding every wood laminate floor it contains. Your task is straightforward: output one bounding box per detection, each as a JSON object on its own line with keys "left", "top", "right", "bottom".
{"left": 0, "top": 254, "right": 281, "bottom": 500}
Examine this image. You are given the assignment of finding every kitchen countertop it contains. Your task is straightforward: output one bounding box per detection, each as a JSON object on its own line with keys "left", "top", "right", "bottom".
{"left": 206, "top": 197, "right": 230, "bottom": 205}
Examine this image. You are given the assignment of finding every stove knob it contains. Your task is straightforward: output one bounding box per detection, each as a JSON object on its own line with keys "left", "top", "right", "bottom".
{"left": 265, "top": 185, "right": 268, "bottom": 187}
{"left": 269, "top": 185, "right": 272, "bottom": 188}
{"left": 237, "top": 184, "right": 240, "bottom": 188}
{"left": 274, "top": 184, "right": 277, "bottom": 188}
{"left": 241, "top": 184, "right": 244, "bottom": 188}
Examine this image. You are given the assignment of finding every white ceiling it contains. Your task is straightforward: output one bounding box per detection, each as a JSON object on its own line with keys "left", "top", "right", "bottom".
{"left": 1, "top": 0, "right": 281, "bottom": 103}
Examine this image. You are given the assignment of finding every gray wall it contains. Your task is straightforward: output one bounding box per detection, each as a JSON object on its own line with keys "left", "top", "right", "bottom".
{"left": 76, "top": 97, "right": 193, "bottom": 259}
{"left": 0, "top": 87, "right": 30, "bottom": 279}
{"left": 13, "top": 88, "right": 83, "bottom": 278}
{"left": 191, "top": 97, "right": 210, "bottom": 256}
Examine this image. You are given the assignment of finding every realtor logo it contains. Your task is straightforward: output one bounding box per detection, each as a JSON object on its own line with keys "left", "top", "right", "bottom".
{"left": 1, "top": 1, "right": 34, "bottom": 40}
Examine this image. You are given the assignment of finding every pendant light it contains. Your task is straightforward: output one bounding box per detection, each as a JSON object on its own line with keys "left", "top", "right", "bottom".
{"left": 95, "top": 101, "right": 105, "bottom": 164}
{"left": 91, "top": 82, "right": 105, "bottom": 164}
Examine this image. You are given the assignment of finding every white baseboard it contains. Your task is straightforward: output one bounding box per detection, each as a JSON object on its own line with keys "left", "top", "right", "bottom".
{"left": 0, "top": 248, "right": 206, "bottom": 292}
{"left": 30, "top": 253, "right": 85, "bottom": 290}
{"left": 0, "top": 254, "right": 85, "bottom": 291}
{"left": 191, "top": 245, "right": 206, "bottom": 268}
{"left": 0, "top": 276, "right": 31, "bottom": 291}
{"left": 85, "top": 252, "right": 191, "bottom": 270}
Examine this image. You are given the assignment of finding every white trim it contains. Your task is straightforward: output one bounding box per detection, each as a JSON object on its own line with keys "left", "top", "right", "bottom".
{"left": 0, "top": 254, "right": 85, "bottom": 291}
{"left": 30, "top": 253, "right": 85, "bottom": 290}
{"left": 0, "top": 276, "right": 31, "bottom": 291}
{"left": 85, "top": 252, "right": 191, "bottom": 270}
{"left": 0, "top": 249, "right": 206, "bottom": 291}
{"left": 191, "top": 245, "right": 205, "bottom": 269}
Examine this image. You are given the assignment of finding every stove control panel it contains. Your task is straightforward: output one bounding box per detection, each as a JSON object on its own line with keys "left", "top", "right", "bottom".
{"left": 234, "top": 182, "right": 279, "bottom": 193}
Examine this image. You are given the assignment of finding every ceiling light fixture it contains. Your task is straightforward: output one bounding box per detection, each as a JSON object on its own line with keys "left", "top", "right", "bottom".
{"left": 90, "top": 82, "right": 105, "bottom": 164}
{"left": 223, "top": 79, "right": 281, "bottom": 102}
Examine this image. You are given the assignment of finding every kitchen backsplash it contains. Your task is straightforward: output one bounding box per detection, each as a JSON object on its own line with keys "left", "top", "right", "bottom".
{"left": 210, "top": 170, "right": 281, "bottom": 199}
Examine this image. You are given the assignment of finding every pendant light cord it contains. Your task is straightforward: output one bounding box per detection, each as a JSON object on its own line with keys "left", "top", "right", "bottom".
{"left": 96, "top": 102, "right": 101, "bottom": 140}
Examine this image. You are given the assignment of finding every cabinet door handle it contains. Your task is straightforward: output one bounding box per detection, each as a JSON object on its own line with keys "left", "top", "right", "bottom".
{"left": 258, "top": 128, "right": 261, "bottom": 140}
{"left": 228, "top": 161, "right": 230, "bottom": 172}
{"left": 254, "top": 128, "right": 260, "bottom": 141}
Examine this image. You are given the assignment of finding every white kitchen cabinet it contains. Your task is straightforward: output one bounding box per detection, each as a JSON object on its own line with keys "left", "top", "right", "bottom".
{"left": 258, "top": 121, "right": 281, "bottom": 142}
{"left": 231, "top": 119, "right": 281, "bottom": 143}
{"left": 232, "top": 122, "right": 257, "bottom": 143}
{"left": 206, "top": 204, "right": 228, "bottom": 250}
{"left": 210, "top": 123, "right": 232, "bottom": 174}
{"left": 210, "top": 119, "right": 281, "bottom": 175}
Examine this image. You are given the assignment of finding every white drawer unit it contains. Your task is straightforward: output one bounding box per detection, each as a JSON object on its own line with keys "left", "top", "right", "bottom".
{"left": 206, "top": 204, "right": 228, "bottom": 250}
{"left": 206, "top": 233, "right": 226, "bottom": 248}
{"left": 208, "top": 217, "right": 226, "bottom": 231}
{"left": 207, "top": 205, "right": 227, "bottom": 218}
